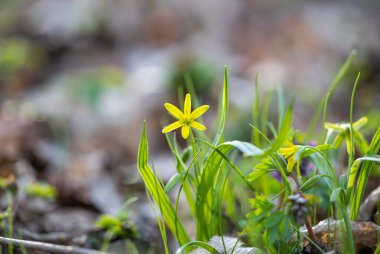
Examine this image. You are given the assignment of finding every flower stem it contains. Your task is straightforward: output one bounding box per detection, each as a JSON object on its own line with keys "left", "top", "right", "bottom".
{"left": 292, "top": 174, "right": 317, "bottom": 242}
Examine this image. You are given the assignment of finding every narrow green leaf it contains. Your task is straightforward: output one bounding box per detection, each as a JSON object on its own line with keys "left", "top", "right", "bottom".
{"left": 223, "top": 140, "right": 262, "bottom": 156}
{"left": 261, "top": 90, "right": 274, "bottom": 143}
{"left": 137, "top": 122, "right": 190, "bottom": 245}
{"left": 321, "top": 92, "right": 331, "bottom": 141}
{"left": 213, "top": 65, "right": 229, "bottom": 146}
{"left": 347, "top": 155, "right": 380, "bottom": 205}
{"left": 277, "top": 86, "right": 285, "bottom": 126}
{"left": 251, "top": 74, "right": 261, "bottom": 146}
{"left": 348, "top": 72, "right": 361, "bottom": 169}
{"left": 351, "top": 127, "right": 380, "bottom": 219}
{"left": 195, "top": 140, "right": 262, "bottom": 240}
{"left": 165, "top": 133, "right": 196, "bottom": 214}
{"left": 176, "top": 241, "right": 220, "bottom": 254}
{"left": 307, "top": 50, "right": 357, "bottom": 138}
{"left": 300, "top": 174, "right": 331, "bottom": 192}
{"left": 328, "top": 50, "right": 358, "bottom": 94}
{"left": 248, "top": 168, "right": 274, "bottom": 183}
{"left": 164, "top": 173, "right": 181, "bottom": 192}
{"left": 263, "top": 104, "right": 293, "bottom": 156}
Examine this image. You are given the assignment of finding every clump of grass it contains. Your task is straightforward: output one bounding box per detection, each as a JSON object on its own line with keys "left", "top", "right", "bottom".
{"left": 137, "top": 50, "right": 380, "bottom": 253}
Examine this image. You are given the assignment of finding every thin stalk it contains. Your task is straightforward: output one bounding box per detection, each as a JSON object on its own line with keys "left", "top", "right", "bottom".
{"left": 100, "top": 232, "right": 112, "bottom": 252}
{"left": 292, "top": 175, "right": 317, "bottom": 242}
{"left": 348, "top": 73, "right": 360, "bottom": 178}
{"left": 322, "top": 92, "right": 331, "bottom": 143}
{"left": 341, "top": 208, "right": 355, "bottom": 254}
{"left": 305, "top": 218, "right": 316, "bottom": 243}
{"left": 251, "top": 74, "right": 261, "bottom": 146}
{"left": 189, "top": 131, "right": 201, "bottom": 181}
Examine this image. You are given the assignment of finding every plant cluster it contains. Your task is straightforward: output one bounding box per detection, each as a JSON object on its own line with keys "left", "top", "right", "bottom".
{"left": 137, "top": 51, "right": 380, "bottom": 253}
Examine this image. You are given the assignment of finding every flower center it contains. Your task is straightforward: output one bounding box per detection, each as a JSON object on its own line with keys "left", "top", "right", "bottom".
{"left": 182, "top": 118, "right": 192, "bottom": 126}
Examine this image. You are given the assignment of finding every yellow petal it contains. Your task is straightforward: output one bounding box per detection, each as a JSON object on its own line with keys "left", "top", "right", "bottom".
{"left": 333, "top": 133, "right": 345, "bottom": 148}
{"left": 165, "top": 103, "right": 185, "bottom": 120}
{"left": 190, "top": 121, "right": 206, "bottom": 131}
{"left": 181, "top": 125, "right": 190, "bottom": 139}
{"left": 353, "top": 116, "right": 368, "bottom": 131}
{"left": 184, "top": 93, "right": 191, "bottom": 116}
{"left": 190, "top": 105, "right": 209, "bottom": 120}
{"left": 287, "top": 157, "right": 295, "bottom": 173}
{"left": 325, "top": 122, "right": 345, "bottom": 132}
{"left": 345, "top": 136, "right": 354, "bottom": 155}
{"left": 284, "top": 140, "right": 295, "bottom": 147}
{"left": 162, "top": 121, "right": 182, "bottom": 133}
{"left": 278, "top": 147, "right": 295, "bottom": 158}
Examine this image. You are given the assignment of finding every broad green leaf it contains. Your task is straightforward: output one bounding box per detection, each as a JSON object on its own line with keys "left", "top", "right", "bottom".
{"left": 330, "top": 187, "right": 343, "bottom": 202}
{"left": 339, "top": 175, "right": 348, "bottom": 189}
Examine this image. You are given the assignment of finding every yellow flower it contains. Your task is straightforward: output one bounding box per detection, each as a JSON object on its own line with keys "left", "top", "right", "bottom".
{"left": 324, "top": 116, "right": 368, "bottom": 154}
{"left": 278, "top": 140, "right": 298, "bottom": 173}
{"left": 162, "top": 93, "right": 209, "bottom": 139}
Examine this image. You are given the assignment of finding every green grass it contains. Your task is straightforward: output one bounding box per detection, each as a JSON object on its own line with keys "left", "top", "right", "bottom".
{"left": 136, "top": 51, "right": 379, "bottom": 253}
{"left": 137, "top": 122, "right": 190, "bottom": 246}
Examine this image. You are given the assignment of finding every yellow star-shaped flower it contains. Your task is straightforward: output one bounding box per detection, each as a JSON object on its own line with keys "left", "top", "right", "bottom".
{"left": 162, "top": 93, "right": 209, "bottom": 139}
{"left": 324, "top": 116, "right": 368, "bottom": 154}
{"left": 278, "top": 140, "right": 299, "bottom": 173}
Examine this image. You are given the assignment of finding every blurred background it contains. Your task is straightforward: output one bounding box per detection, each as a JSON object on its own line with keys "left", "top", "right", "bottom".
{"left": 0, "top": 0, "right": 379, "bottom": 253}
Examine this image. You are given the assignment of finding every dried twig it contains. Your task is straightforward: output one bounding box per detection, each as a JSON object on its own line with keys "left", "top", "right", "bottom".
{"left": 19, "top": 227, "right": 99, "bottom": 245}
{"left": 0, "top": 236, "right": 112, "bottom": 254}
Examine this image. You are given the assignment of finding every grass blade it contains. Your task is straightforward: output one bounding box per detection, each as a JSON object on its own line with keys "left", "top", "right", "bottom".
{"left": 212, "top": 65, "right": 229, "bottom": 146}
{"left": 347, "top": 155, "right": 380, "bottom": 201}
{"left": 350, "top": 126, "right": 380, "bottom": 219}
{"left": 251, "top": 74, "right": 261, "bottom": 146}
{"left": 307, "top": 50, "right": 357, "bottom": 139}
{"left": 175, "top": 241, "right": 220, "bottom": 254}
{"left": 350, "top": 127, "right": 380, "bottom": 219}
{"left": 263, "top": 104, "right": 293, "bottom": 156}
{"left": 195, "top": 140, "right": 261, "bottom": 240}
{"left": 137, "top": 122, "right": 190, "bottom": 245}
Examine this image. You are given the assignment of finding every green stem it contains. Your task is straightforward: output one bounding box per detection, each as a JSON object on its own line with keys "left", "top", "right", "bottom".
{"left": 292, "top": 176, "right": 317, "bottom": 243}
{"left": 347, "top": 72, "right": 360, "bottom": 184}
{"left": 189, "top": 131, "right": 201, "bottom": 181}
{"left": 341, "top": 207, "right": 355, "bottom": 254}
